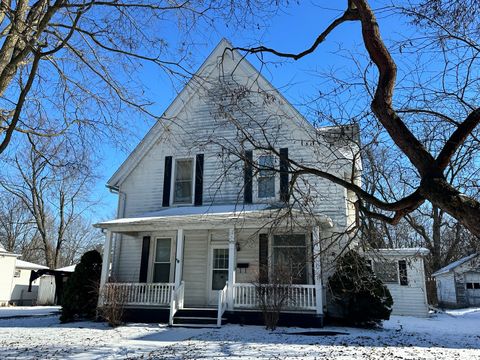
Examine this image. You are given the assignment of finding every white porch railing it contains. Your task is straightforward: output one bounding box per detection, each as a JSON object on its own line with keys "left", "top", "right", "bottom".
{"left": 169, "top": 281, "right": 185, "bottom": 325}
{"left": 103, "top": 283, "right": 174, "bottom": 306}
{"left": 217, "top": 282, "right": 228, "bottom": 327}
{"left": 233, "top": 283, "right": 317, "bottom": 310}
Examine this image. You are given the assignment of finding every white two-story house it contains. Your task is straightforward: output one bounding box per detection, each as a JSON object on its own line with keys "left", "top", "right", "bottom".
{"left": 95, "top": 39, "right": 429, "bottom": 327}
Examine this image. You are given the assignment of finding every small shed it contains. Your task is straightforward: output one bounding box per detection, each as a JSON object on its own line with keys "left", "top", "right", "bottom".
{"left": 365, "top": 248, "right": 430, "bottom": 317}
{"left": 0, "top": 245, "right": 18, "bottom": 306}
{"left": 11, "top": 260, "right": 49, "bottom": 306}
{"left": 0, "top": 244, "right": 48, "bottom": 306}
{"left": 432, "top": 254, "right": 480, "bottom": 308}
{"left": 36, "top": 264, "right": 76, "bottom": 305}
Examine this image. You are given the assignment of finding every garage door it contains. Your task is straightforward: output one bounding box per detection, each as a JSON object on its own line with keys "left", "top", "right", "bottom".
{"left": 465, "top": 272, "right": 480, "bottom": 306}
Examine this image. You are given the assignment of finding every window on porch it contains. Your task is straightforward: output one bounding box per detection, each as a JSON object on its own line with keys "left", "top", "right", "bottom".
{"left": 272, "top": 234, "right": 308, "bottom": 284}
{"left": 153, "top": 238, "right": 171, "bottom": 282}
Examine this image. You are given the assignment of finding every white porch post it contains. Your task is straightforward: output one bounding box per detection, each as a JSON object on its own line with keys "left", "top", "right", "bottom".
{"left": 227, "top": 228, "right": 236, "bottom": 310}
{"left": 312, "top": 226, "right": 323, "bottom": 315}
{"left": 174, "top": 228, "right": 184, "bottom": 290}
{"left": 99, "top": 230, "right": 113, "bottom": 306}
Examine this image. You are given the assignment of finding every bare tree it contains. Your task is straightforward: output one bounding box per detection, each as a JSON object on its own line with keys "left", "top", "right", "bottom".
{"left": 59, "top": 217, "right": 103, "bottom": 267}
{"left": 228, "top": 0, "right": 480, "bottom": 237}
{"left": 361, "top": 144, "right": 479, "bottom": 273}
{"left": 1, "top": 135, "right": 95, "bottom": 268}
{"left": 0, "top": 1, "right": 285, "bottom": 158}
{"left": 0, "top": 195, "right": 37, "bottom": 254}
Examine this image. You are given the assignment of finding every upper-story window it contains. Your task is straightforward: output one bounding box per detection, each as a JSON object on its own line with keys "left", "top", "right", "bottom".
{"left": 258, "top": 155, "right": 275, "bottom": 199}
{"left": 173, "top": 158, "right": 194, "bottom": 204}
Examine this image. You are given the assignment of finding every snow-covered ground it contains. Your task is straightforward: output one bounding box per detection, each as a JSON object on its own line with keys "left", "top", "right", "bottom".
{"left": 0, "top": 306, "right": 60, "bottom": 318}
{"left": 0, "top": 307, "right": 479, "bottom": 359}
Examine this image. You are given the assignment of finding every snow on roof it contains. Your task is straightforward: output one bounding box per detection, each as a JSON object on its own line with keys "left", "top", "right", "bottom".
{"left": 55, "top": 264, "right": 76, "bottom": 272}
{"left": 0, "top": 245, "right": 20, "bottom": 257}
{"left": 94, "top": 204, "right": 333, "bottom": 230}
{"left": 432, "top": 253, "right": 479, "bottom": 277}
{"left": 377, "top": 247, "right": 430, "bottom": 256}
{"left": 15, "top": 259, "right": 49, "bottom": 270}
{"left": 364, "top": 247, "right": 430, "bottom": 257}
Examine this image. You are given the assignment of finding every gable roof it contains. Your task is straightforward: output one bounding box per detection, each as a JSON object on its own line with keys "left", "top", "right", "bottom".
{"left": 432, "top": 253, "right": 479, "bottom": 277}
{"left": 107, "top": 38, "right": 325, "bottom": 189}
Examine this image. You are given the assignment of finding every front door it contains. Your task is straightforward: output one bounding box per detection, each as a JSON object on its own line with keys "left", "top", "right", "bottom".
{"left": 208, "top": 246, "right": 229, "bottom": 305}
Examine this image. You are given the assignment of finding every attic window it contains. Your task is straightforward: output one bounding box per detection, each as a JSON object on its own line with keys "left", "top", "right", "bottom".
{"left": 173, "top": 159, "right": 194, "bottom": 204}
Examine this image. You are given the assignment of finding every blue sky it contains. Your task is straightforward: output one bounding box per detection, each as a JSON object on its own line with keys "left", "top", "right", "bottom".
{"left": 92, "top": 1, "right": 411, "bottom": 222}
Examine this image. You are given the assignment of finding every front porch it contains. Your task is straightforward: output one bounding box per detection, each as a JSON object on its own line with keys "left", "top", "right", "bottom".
{"left": 96, "top": 205, "right": 331, "bottom": 327}
{"left": 101, "top": 281, "right": 320, "bottom": 327}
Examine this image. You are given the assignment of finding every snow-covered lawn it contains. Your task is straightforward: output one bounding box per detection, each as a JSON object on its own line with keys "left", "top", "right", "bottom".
{"left": 0, "top": 306, "right": 60, "bottom": 318}
{"left": 0, "top": 307, "right": 479, "bottom": 359}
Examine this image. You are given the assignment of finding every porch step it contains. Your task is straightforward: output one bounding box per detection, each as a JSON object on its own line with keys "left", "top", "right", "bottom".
{"left": 171, "top": 323, "right": 219, "bottom": 328}
{"left": 172, "top": 307, "right": 227, "bottom": 328}
{"left": 175, "top": 308, "right": 218, "bottom": 318}
{"left": 173, "top": 316, "right": 226, "bottom": 325}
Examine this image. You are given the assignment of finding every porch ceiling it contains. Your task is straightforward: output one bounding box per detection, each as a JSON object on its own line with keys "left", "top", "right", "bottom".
{"left": 93, "top": 204, "right": 333, "bottom": 233}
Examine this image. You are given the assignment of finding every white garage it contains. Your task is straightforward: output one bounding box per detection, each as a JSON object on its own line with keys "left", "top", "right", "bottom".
{"left": 433, "top": 254, "right": 480, "bottom": 308}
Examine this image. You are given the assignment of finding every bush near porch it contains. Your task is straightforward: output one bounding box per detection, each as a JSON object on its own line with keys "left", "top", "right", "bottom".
{"left": 60, "top": 250, "right": 102, "bottom": 323}
{"left": 328, "top": 250, "right": 393, "bottom": 326}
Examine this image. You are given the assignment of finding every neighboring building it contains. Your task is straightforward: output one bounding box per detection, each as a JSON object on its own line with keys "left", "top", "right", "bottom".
{"left": 0, "top": 245, "right": 48, "bottom": 306}
{"left": 94, "top": 39, "right": 430, "bottom": 327}
{"left": 37, "top": 265, "right": 77, "bottom": 305}
{"left": 433, "top": 254, "right": 480, "bottom": 308}
{"left": 0, "top": 245, "right": 18, "bottom": 306}
{"left": 365, "top": 248, "right": 430, "bottom": 317}
{"left": 11, "top": 259, "right": 49, "bottom": 305}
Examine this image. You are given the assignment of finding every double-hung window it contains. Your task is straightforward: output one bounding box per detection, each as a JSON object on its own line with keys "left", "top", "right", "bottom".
{"left": 173, "top": 159, "right": 194, "bottom": 204}
{"left": 153, "top": 238, "right": 171, "bottom": 283}
{"left": 272, "top": 234, "right": 308, "bottom": 284}
{"left": 258, "top": 155, "right": 275, "bottom": 199}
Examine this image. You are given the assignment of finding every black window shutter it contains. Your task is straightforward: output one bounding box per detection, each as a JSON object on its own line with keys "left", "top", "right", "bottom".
{"left": 244, "top": 150, "right": 253, "bottom": 204}
{"left": 279, "top": 148, "right": 289, "bottom": 202}
{"left": 194, "top": 154, "right": 204, "bottom": 206}
{"left": 162, "top": 156, "right": 172, "bottom": 207}
{"left": 139, "top": 236, "right": 151, "bottom": 283}
{"left": 259, "top": 233, "right": 269, "bottom": 283}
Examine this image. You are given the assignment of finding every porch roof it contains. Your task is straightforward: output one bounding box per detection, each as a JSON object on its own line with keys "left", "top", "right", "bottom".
{"left": 94, "top": 204, "right": 333, "bottom": 232}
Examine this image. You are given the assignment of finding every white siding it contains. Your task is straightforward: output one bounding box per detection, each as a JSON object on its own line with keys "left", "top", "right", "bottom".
{"left": 0, "top": 255, "right": 16, "bottom": 305}
{"left": 435, "top": 273, "right": 457, "bottom": 306}
{"left": 113, "top": 234, "right": 142, "bottom": 282}
{"left": 115, "top": 42, "right": 352, "bottom": 228}
{"left": 10, "top": 267, "right": 40, "bottom": 305}
{"left": 236, "top": 229, "right": 260, "bottom": 284}
{"left": 384, "top": 256, "right": 429, "bottom": 317}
